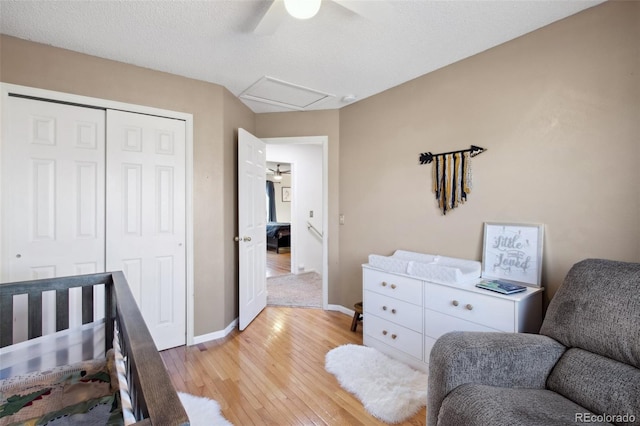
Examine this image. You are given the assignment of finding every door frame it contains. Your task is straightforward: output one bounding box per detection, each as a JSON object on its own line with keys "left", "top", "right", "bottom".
{"left": 0, "top": 83, "right": 195, "bottom": 345}
{"left": 263, "top": 136, "right": 328, "bottom": 309}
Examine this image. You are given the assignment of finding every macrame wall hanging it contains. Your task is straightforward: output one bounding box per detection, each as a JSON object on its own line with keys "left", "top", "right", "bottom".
{"left": 419, "top": 145, "right": 486, "bottom": 215}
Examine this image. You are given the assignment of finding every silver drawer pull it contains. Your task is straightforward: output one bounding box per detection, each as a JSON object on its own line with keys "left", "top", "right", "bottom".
{"left": 390, "top": 284, "right": 397, "bottom": 289}
{"left": 381, "top": 281, "right": 387, "bottom": 287}
{"left": 382, "top": 330, "right": 388, "bottom": 336}
{"left": 382, "top": 306, "right": 387, "bottom": 311}
{"left": 391, "top": 308, "right": 396, "bottom": 314}
{"left": 391, "top": 334, "right": 397, "bottom": 340}
{"left": 452, "top": 300, "right": 459, "bottom": 307}
{"left": 466, "top": 304, "right": 473, "bottom": 311}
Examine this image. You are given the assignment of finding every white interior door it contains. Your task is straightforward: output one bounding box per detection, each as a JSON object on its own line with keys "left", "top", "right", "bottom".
{"left": 238, "top": 128, "right": 267, "bottom": 330}
{"left": 106, "top": 109, "right": 186, "bottom": 350}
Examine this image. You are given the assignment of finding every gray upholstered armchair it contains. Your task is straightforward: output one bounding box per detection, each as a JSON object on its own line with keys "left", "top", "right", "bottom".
{"left": 427, "top": 259, "right": 640, "bottom": 426}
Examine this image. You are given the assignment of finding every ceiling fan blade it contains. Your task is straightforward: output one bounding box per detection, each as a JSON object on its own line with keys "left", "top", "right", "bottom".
{"left": 254, "top": 0, "right": 286, "bottom": 35}
{"left": 332, "top": 0, "right": 393, "bottom": 22}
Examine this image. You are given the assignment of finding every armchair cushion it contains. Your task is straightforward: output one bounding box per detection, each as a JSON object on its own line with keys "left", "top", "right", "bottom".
{"left": 427, "top": 331, "right": 566, "bottom": 426}
{"left": 540, "top": 259, "right": 640, "bottom": 368}
{"left": 547, "top": 348, "right": 640, "bottom": 421}
{"left": 437, "top": 384, "right": 608, "bottom": 426}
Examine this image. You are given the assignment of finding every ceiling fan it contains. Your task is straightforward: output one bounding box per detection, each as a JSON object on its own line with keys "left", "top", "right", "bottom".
{"left": 254, "top": 0, "right": 391, "bottom": 35}
{"left": 267, "top": 164, "right": 291, "bottom": 181}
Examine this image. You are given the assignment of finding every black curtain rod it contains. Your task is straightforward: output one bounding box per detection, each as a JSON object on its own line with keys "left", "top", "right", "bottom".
{"left": 419, "top": 145, "right": 486, "bottom": 165}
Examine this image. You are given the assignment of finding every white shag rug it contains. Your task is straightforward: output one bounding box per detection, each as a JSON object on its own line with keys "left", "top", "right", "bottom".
{"left": 179, "top": 392, "right": 233, "bottom": 426}
{"left": 325, "top": 344, "right": 428, "bottom": 424}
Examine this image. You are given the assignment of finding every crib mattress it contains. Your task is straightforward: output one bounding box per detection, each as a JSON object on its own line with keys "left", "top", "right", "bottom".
{"left": 0, "top": 320, "right": 105, "bottom": 380}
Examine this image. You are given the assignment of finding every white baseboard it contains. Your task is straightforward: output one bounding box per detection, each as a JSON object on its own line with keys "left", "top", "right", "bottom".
{"left": 192, "top": 306, "right": 354, "bottom": 345}
{"left": 327, "top": 304, "right": 354, "bottom": 317}
{"left": 193, "top": 317, "right": 238, "bottom": 345}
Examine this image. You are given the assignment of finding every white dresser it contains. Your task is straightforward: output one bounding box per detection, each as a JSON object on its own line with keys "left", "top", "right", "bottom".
{"left": 362, "top": 264, "right": 543, "bottom": 373}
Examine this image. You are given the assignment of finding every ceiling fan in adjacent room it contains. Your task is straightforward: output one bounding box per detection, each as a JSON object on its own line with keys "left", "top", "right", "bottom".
{"left": 253, "top": 0, "right": 391, "bottom": 35}
{"left": 267, "top": 164, "right": 291, "bottom": 182}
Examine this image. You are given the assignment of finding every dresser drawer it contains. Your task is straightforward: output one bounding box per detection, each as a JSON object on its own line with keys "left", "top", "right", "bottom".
{"left": 425, "top": 308, "right": 500, "bottom": 340}
{"left": 363, "top": 268, "right": 422, "bottom": 304}
{"left": 424, "top": 283, "right": 515, "bottom": 332}
{"left": 364, "top": 314, "right": 423, "bottom": 360}
{"left": 364, "top": 290, "right": 422, "bottom": 332}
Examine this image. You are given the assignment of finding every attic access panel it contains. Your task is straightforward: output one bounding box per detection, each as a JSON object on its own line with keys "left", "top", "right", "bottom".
{"left": 239, "top": 76, "right": 334, "bottom": 111}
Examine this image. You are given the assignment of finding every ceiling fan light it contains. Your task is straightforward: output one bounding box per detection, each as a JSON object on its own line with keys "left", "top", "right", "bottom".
{"left": 272, "top": 174, "right": 283, "bottom": 181}
{"left": 284, "top": 0, "right": 321, "bottom": 20}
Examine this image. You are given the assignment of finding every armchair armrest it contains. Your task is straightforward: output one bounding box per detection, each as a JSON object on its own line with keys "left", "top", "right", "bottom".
{"left": 427, "top": 331, "right": 566, "bottom": 426}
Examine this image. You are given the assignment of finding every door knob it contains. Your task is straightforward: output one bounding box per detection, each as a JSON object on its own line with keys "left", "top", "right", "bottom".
{"left": 234, "top": 236, "right": 240, "bottom": 242}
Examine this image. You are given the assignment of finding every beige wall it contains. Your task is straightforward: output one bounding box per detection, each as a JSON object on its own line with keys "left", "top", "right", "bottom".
{"left": 255, "top": 111, "right": 342, "bottom": 302}
{"left": 337, "top": 0, "right": 640, "bottom": 307}
{"left": 0, "top": 35, "right": 255, "bottom": 335}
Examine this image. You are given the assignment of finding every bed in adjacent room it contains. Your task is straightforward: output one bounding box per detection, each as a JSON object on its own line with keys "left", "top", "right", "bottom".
{"left": 267, "top": 222, "right": 291, "bottom": 254}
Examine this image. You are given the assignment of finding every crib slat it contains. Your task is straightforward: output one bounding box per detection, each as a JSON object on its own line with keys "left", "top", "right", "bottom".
{"left": 105, "top": 280, "right": 114, "bottom": 352}
{"left": 82, "top": 285, "right": 93, "bottom": 324}
{"left": 56, "top": 288, "right": 69, "bottom": 331}
{"left": 0, "top": 294, "right": 13, "bottom": 347}
{"left": 28, "top": 292, "right": 43, "bottom": 340}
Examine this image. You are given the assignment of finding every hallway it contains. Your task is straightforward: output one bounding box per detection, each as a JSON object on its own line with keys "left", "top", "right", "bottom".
{"left": 267, "top": 250, "right": 290, "bottom": 277}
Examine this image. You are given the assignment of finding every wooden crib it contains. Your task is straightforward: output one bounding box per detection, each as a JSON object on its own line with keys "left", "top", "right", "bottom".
{"left": 0, "top": 271, "right": 189, "bottom": 425}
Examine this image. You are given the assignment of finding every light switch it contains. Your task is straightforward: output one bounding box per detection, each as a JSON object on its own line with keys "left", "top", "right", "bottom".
{"left": 309, "top": 210, "right": 314, "bottom": 218}
{"left": 339, "top": 214, "right": 345, "bottom": 225}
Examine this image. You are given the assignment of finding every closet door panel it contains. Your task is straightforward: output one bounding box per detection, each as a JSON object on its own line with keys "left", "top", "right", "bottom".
{"left": 106, "top": 110, "right": 186, "bottom": 351}
{"left": 1, "top": 97, "right": 105, "bottom": 343}
{"left": 1, "top": 96, "right": 106, "bottom": 283}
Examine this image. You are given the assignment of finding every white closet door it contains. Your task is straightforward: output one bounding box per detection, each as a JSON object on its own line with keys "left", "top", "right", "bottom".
{"left": 1, "top": 97, "right": 106, "bottom": 342}
{"left": 1, "top": 97, "right": 106, "bottom": 282}
{"left": 106, "top": 110, "right": 186, "bottom": 350}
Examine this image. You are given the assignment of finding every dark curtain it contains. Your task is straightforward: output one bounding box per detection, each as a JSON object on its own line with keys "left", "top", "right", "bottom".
{"left": 266, "top": 180, "right": 277, "bottom": 222}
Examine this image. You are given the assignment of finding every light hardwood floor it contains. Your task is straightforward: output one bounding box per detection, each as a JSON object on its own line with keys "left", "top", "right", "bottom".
{"left": 161, "top": 307, "right": 427, "bottom": 425}
{"left": 267, "top": 250, "right": 291, "bottom": 278}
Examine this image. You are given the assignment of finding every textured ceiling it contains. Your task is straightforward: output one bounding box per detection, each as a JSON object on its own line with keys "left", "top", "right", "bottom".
{"left": 0, "top": 0, "right": 605, "bottom": 113}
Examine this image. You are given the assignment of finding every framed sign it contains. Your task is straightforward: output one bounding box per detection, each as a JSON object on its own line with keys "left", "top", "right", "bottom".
{"left": 482, "top": 222, "right": 544, "bottom": 287}
{"left": 282, "top": 187, "right": 291, "bottom": 202}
